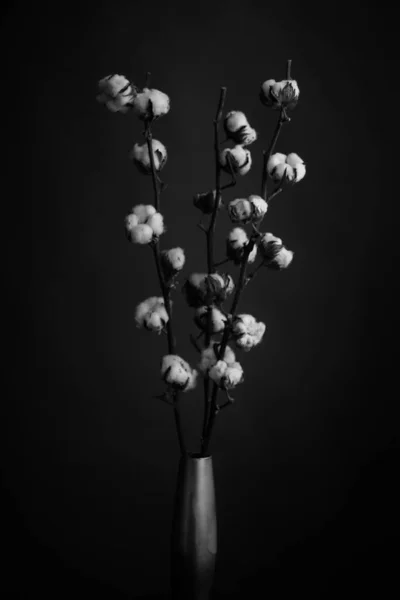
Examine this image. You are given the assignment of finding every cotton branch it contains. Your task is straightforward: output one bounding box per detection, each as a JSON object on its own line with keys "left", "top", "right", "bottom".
{"left": 144, "top": 117, "right": 187, "bottom": 456}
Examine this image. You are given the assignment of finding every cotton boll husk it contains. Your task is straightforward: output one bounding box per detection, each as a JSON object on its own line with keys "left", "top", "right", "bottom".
{"left": 249, "top": 195, "right": 268, "bottom": 220}
{"left": 268, "top": 248, "right": 294, "bottom": 270}
{"left": 147, "top": 212, "right": 165, "bottom": 236}
{"left": 132, "top": 204, "right": 156, "bottom": 224}
{"left": 182, "top": 273, "right": 208, "bottom": 307}
{"left": 150, "top": 139, "right": 168, "bottom": 171}
{"left": 286, "top": 153, "right": 304, "bottom": 168}
{"left": 193, "top": 190, "right": 219, "bottom": 215}
{"left": 130, "top": 224, "right": 154, "bottom": 244}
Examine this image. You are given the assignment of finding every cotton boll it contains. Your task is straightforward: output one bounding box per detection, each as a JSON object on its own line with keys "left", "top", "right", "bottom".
{"left": 270, "top": 162, "right": 288, "bottom": 182}
{"left": 125, "top": 213, "right": 139, "bottom": 240}
{"left": 292, "top": 162, "right": 306, "bottom": 183}
{"left": 185, "top": 369, "right": 198, "bottom": 392}
{"left": 135, "top": 297, "right": 166, "bottom": 329}
{"left": 228, "top": 228, "right": 249, "bottom": 250}
{"left": 97, "top": 74, "right": 136, "bottom": 113}
{"left": 161, "top": 355, "right": 197, "bottom": 391}
{"left": 224, "top": 110, "right": 249, "bottom": 134}
{"left": 132, "top": 204, "right": 156, "bottom": 223}
{"left": 220, "top": 145, "right": 251, "bottom": 175}
{"left": 267, "top": 153, "right": 287, "bottom": 174}
{"left": 286, "top": 153, "right": 304, "bottom": 168}
{"left": 151, "top": 139, "right": 168, "bottom": 171}
{"left": 268, "top": 247, "right": 294, "bottom": 270}
{"left": 161, "top": 248, "right": 185, "bottom": 278}
{"left": 135, "top": 299, "right": 153, "bottom": 327}
{"left": 194, "top": 306, "right": 227, "bottom": 334}
{"left": 239, "top": 126, "right": 257, "bottom": 147}
{"left": 248, "top": 244, "right": 258, "bottom": 264}
{"left": 223, "top": 362, "right": 244, "bottom": 388}
{"left": 259, "top": 233, "right": 283, "bottom": 260}
{"left": 209, "top": 360, "right": 228, "bottom": 385}
{"left": 193, "top": 189, "right": 219, "bottom": 214}
{"left": 130, "top": 140, "right": 167, "bottom": 174}
{"left": 198, "top": 346, "right": 218, "bottom": 374}
{"left": 259, "top": 79, "right": 277, "bottom": 107}
{"left": 228, "top": 198, "right": 253, "bottom": 224}
{"left": 129, "top": 224, "right": 154, "bottom": 244}
{"left": 284, "top": 165, "right": 295, "bottom": 182}
{"left": 132, "top": 87, "right": 170, "bottom": 120}
{"left": 235, "top": 333, "right": 256, "bottom": 351}
{"left": 144, "top": 310, "right": 166, "bottom": 334}
{"left": 249, "top": 195, "right": 268, "bottom": 220}
{"left": 147, "top": 212, "right": 165, "bottom": 237}
{"left": 237, "top": 149, "right": 252, "bottom": 175}
{"left": 182, "top": 273, "right": 208, "bottom": 308}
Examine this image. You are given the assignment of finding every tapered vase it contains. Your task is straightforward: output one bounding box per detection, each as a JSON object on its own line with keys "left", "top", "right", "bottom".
{"left": 170, "top": 452, "right": 217, "bottom": 599}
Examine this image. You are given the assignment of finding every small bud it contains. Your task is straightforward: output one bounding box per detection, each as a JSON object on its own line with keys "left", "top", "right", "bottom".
{"left": 227, "top": 198, "right": 253, "bottom": 224}
{"left": 132, "top": 87, "right": 170, "bottom": 121}
{"left": 260, "top": 78, "right": 299, "bottom": 110}
{"left": 160, "top": 247, "right": 185, "bottom": 279}
{"left": 193, "top": 190, "right": 220, "bottom": 215}
{"left": 194, "top": 306, "right": 227, "bottom": 334}
{"left": 161, "top": 355, "right": 198, "bottom": 392}
{"left": 130, "top": 140, "right": 167, "bottom": 174}
{"left": 219, "top": 145, "right": 252, "bottom": 175}
{"left": 97, "top": 74, "right": 137, "bottom": 113}
{"left": 224, "top": 111, "right": 257, "bottom": 146}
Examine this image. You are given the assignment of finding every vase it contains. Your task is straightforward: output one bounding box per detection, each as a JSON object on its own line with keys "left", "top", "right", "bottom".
{"left": 170, "top": 452, "right": 217, "bottom": 600}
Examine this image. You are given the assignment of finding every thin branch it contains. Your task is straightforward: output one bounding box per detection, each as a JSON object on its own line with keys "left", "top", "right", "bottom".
{"left": 144, "top": 120, "right": 161, "bottom": 212}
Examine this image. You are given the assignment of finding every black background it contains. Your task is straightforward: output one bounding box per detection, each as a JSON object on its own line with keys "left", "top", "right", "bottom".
{"left": 3, "top": 1, "right": 399, "bottom": 598}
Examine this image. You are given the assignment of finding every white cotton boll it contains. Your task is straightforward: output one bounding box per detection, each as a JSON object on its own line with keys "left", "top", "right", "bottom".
{"left": 148, "top": 88, "right": 170, "bottom": 118}
{"left": 144, "top": 310, "right": 165, "bottom": 334}
{"left": 270, "top": 163, "right": 288, "bottom": 182}
{"left": 239, "top": 126, "right": 257, "bottom": 147}
{"left": 209, "top": 360, "right": 228, "bottom": 385}
{"left": 147, "top": 212, "right": 165, "bottom": 237}
{"left": 185, "top": 369, "right": 198, "bottom": 392}
{"left": 132, "top": 88, "right": 170, "bottom": 120}
{"left": 269, "top": 247, "right": 294, "bottom": 270}
{"left": 194, "top": 306, "right": 227, "bottom": 334}
{"left": 267, "top": 153, "right": 287, "bottom": 174}
{"left": 135, "top": 297, "right": 165, "bottom": 329}
{"left": 248, "top": 244, "right": 258, "bottom": 264}
{"left": 261, "top": 233, "right": 283, "bottom": 247}
{"left": 224, "top": 111, "right": 249, "bottom": 133}
{"left": 249, "top": 195, "right": 268, "bottom": 220}
{"left": 286, "top": 153, "right": 304, "bottom": 168}
{"left": 259, "top": 79, "right": 277, "bottom": 107}
{"left": 161, "top": 247, "right": 185, "bottom": 277}
{"left": 223, "top": 362, "right": 244, "bottom": 388}
{"left": 219, "top": 145, "right": 251, "bottom": 175}
{"left": 237, "top": 148, "right": 252, "bottom": 175}
{"left": 97, "top": 74, "right": 135, "bottom": 113}
{"left": 228, "top": 228, "right": 249, "bottom": 250}
{"left": 235, "top": 333, "right": 256, "bottom": 351}
{"left": 132, "top": 204, "right": 156, "bottom": 224}
{"left": 125, "top": 213, "right": 139, "bottom": 238}
{"left": 284, "top": 165, "right": 295, "bottom": 182}
{"left": 292, "top": 162, "right": 306, "bottom": 183}
{"left": 259, "top": 233, "right": 283, "bottom": 260}
{"left": 135, "top": 299, "right": 153, "bottom": 327}
{"left": 222, "top": 345, "right": 236, "bottom": 365}
{"left": 130, "top": 140, "right": 167, "bottom": 174}
{"left": 227, "top": 198, "right": 253, "bottom": 224}
{"left": 161, "top": 355, "right": 197, "bottom": 391}
{"left": 130, "top": 224, "right": 154, "bottom": 244}
{"left": 198, "top": 346, "right": 218, "bottom": 374}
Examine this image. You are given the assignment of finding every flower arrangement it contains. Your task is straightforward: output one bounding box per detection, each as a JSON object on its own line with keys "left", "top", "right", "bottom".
{"left": 97, "top": 62, "right": 305, "bottom": 458}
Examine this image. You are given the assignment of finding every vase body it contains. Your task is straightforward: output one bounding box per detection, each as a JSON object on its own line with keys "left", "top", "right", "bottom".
{"left": 170, "top": 453, "right": 217, "bottom": 600}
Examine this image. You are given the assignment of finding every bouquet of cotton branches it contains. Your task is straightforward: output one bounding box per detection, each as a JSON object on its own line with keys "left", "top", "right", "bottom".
{"left": 97, "top": 62, "right": 305, "bottom": 458}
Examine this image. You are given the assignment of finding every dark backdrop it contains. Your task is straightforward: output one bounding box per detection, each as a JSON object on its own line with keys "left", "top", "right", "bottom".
{"left": 3, "top": 1, "right": 399, "bottom": 598}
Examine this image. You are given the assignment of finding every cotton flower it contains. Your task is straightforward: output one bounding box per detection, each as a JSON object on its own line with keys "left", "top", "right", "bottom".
{"left": 182, "top": 273, "right": 234, "bottom": 307}
{"left": 226, "top": 228, "right": 258, "bottom": 265}
{"left": 194, "top": 306, "right": 227, "bottom": 334}
{"left": 125, "top": 205, "right": 165, "bottom": 243}
{"left": 193, "top": 190, "right": 221, "bottom": 215}
{"left": 267, "top": 152, "right": 306, "bottom": 184}
{"left": 224, "top": 111, "right": 257, "bottom": 146}
{"left": 130, "top": 140, "right": 167, "bottom": 174}
{"left": 198, "top": 344, "right": 236, "bottom": 374}
{"left": 132, "top": 87, "right": 170, "bottom": 120}
{"left": 135, "top": 297, "right": 169, "bottom": 334}
{"left": 97, "top": 74, "right": 137, "bottom": 113}
{"left": 219, "top": 145, "right": 252, "bottom": 175}
{"left": 209, "top": 359, "right": 244, "bottom": 390}
{"left": 160, "top": 248, "right": 186, "bottom": 280}
{"left": 260, "top": 78, "right": 300, "bottom": 110}
{"left": 232, "top": 314, "right": 266, "bottom": 351}
{"left": 161, "top": 355, "right": 198, "bottom": 392}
